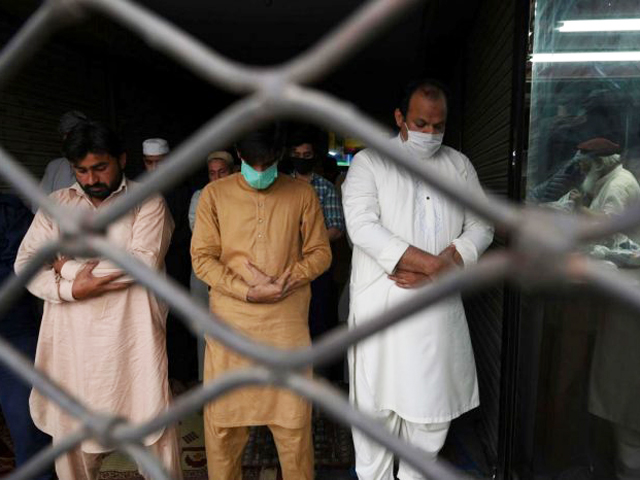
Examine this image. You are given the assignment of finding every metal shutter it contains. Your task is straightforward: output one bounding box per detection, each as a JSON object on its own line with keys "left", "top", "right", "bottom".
{"left": 460, "top": 0, "right": 516, "bottom": 465}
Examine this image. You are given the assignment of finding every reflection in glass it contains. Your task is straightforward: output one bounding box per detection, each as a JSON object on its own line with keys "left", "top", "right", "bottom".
{"left": 518, "top": 0, "right": 640, "bottom": 479}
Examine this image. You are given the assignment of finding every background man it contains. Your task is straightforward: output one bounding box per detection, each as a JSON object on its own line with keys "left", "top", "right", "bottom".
{"left": 33, "top": 110, "right": 88, "bottom": 212}
{"left": 289, "top": 130, "right": 345, "bottom": 347}
{"left": 15, "top": 122, "right": 181, "bottom": 480}
{"left": 572, "top": 137, "right": 638, "bottom": 215}
{"left": 188, "top": 150, "right": 235, "bottom": 380}
{"left": 142, "top": 138, "right": 170, "bottom": 172}
{"left": 544, "top": 137, "right": 640, "bottom": 478}
{"left": 191, "top": 124, "right": 331, "bottom": 480}
{"left": 142, "top": 137, "right": 197, "bottom": 389}
{"left": 188, "top": 151, "right": 235, "bottom": 230}
{"left": 289, "top": 129, "right": 344, "bottom": 243}
{"left": 0, "top": 193, "right": 54, "bottom": 480}
{"left": 342, "top": 79, "right": 494, "bottom": 479}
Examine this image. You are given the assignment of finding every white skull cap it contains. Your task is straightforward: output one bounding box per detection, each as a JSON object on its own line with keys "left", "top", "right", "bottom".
{"left": 142, "top": 138, "right": 169, "bottom": 156}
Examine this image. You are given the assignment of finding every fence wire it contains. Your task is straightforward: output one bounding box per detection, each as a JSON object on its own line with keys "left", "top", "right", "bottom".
{"left": 0, "top": 0, "right": 638, "bottom": 478}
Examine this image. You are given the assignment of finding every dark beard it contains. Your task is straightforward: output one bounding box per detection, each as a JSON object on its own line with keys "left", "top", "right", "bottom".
{"left": 80, "top": 170, "right": 123, "bottom": 200}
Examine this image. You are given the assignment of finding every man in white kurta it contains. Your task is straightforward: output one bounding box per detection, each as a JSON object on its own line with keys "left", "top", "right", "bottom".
{"left": 342, "top": 80, "right": 493, "bottom": 479}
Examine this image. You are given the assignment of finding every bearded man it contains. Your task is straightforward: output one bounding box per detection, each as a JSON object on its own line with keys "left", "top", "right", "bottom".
{"left": 15, "top": 121, "right": 182, "bottom": 480}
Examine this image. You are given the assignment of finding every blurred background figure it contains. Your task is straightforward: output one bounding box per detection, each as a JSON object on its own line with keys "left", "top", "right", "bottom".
{"left": 188, "top": 150, "right": 235, "bottom": 380}
{"left": 34, "top": 110, "right": 89, "bottom": 212}
{"left": 142, "top": 137, "right": 197, "bottom": 391}
{"left": 287, "top": 129, "right": 345, "bottom": 378}
{"left": 189, "top": 151, "right": 235, "bottom": 229}
{"left": 0, "top": 193, "right": 54, "bottom": 480}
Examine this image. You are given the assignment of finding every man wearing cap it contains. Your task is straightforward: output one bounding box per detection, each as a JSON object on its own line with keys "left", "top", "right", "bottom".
{"left": 573, "top": 139, "right": 640, "bottom": 480}
{"left": 142, "top": 138, "right": 170, "bottom": 172}
{"left": 557, "top": 137, "right": 639, "bottom": 215}
{"left": 541, "top": 137, "right": 640, "bottom": 475}
{"left": 188, "top": 151, "right": 235, "bottom": 230}
{"left": 188, "top": 150, "right": 235, "bottom": 380}
{"left": 34, "top": 111, "right": 88, "bottom": 212}
{"left": 142, "top": 138, "right": 198, "bottom": 388}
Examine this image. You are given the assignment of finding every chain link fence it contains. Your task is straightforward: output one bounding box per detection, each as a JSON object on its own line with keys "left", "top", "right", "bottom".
{"left": 1, "top": 0, "right": 638, "bottom": 478}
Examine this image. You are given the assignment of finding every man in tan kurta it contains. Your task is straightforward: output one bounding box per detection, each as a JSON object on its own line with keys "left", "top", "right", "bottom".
{"left": 191, "top": 126, "right": 331, "bottom": 480}
{"left": 15, "top": 121, "right": 183, "bottom": 479}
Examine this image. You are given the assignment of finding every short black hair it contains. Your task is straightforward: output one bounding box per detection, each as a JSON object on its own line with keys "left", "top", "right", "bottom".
{"left": 398, "top": 79, "right": 449, "bottom": 117}
{"left": 63, "top": 121, "right": 124, "bottom": 164}
{"left": 236, "top": 123, "right": 283, "bottom": 167}
{"left": 287, "top": 127, "right": 317, "bottom": 149}
{"left": 58, "top": 110, "right": 88, "bottom": 136}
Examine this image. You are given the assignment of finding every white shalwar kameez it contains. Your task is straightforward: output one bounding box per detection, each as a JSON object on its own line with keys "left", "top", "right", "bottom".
{"left": 342, "top": 135, "right": 494, "bottom": 479}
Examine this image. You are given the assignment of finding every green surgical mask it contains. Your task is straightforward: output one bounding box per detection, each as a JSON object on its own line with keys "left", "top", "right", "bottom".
{"left": 241, "top": 160, "right": 278, "bottom": 190}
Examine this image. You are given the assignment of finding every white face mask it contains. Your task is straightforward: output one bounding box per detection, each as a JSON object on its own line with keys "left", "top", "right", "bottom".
{"left": 403, "top": 123, "right": 444, "bottom": 159}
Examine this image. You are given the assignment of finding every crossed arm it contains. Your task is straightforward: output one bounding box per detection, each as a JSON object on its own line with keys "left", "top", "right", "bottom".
{"left": 191, "top": 186, "right": 331, "bottom": 303}
{"left": 342, "top": 154, "right": 493, "bottom": 289}
{"left": 15, "top": 195, "right": 174, "bottom": 301}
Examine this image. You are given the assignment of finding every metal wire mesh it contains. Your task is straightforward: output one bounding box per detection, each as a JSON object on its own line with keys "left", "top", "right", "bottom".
{"left": 1, "top": 0, "right": 638, "bottom": 478}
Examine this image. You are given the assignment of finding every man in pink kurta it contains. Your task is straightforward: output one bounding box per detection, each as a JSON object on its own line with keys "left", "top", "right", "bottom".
{"left": 15, "top": 121, "right": 183, "bottom": 479}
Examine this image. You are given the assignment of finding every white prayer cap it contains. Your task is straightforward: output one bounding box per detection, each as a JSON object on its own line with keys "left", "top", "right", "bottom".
{"left": 142, "top": 138, "right": 169, "bottom": 156}
{"left": 207, "top": 151, "right": 234, "bottom": 168}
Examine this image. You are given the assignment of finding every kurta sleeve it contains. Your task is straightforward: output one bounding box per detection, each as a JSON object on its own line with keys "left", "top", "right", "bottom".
{"left": 342, "top": 153, "right": 410, "bottom": 274}
{"left": 191, "top": 186, "right": 250, "bottom": 301}
{"left": 450, "top": 158, "right": 494, "bottom": 266}
{"left": 591, "top": 177, "right": 638, "bottom": 216}
{"left": 188, "top": 190, "right": 201, "bottom": 231}
{"left": 14, "top": 208, "right": 69, "bottom": 303}
{"left": 290, "top": 188, "right": 332, "bottom": 285}
{"left": 597, "top": 190, "right": 627, "bottom": 216}
{"left": 58, "top": 195, "right": 175, "bottom": 282}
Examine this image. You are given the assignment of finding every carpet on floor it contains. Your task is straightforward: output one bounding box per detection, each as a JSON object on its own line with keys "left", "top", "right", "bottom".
{"left": 97, "top": 411, "right": 353, "bottom": 479}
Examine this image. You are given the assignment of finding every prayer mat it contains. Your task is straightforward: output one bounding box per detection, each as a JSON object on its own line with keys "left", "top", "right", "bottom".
{"left": 99, "top": 411, "right": 207, "bottom": 479}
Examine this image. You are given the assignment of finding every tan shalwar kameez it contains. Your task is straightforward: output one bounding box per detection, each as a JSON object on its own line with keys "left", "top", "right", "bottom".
{"left": 191, "top": 173, "right": 331, "bottom": 480}
{"left": 14, "top": 179, "right": 183, "bottom": 480}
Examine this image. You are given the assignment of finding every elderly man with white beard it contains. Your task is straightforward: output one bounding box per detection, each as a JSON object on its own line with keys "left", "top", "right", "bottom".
{"left": 549, "top": 137, "right": 640, "bottom": 479}
{"left": 557, "top": 137, "right": 640, "bottom": 217}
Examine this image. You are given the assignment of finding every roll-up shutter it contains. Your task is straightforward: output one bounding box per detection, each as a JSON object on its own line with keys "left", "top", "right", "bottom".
{"left": 460, "top": 0, "right": 516, "bottom": 465}
{"left": 0, "top": 15, "right": 111, "bottom": 190}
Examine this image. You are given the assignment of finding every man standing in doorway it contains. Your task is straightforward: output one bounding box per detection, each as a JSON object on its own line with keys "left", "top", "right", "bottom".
{"left": 142, "top": 137, "right": 198, "bottom": 388}
{"left": 342, "top": 79, "right": 493, "bottom": 479}
{"left": 191, "top": 125, "right": 331, "bottom": 480}
{"left": 15, "top": 122, "right": 182, "bottom": 480}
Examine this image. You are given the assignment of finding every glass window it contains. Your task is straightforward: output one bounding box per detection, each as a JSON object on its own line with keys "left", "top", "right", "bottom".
{"left": 518, "top": 1, "right": 640, "bottom": 479}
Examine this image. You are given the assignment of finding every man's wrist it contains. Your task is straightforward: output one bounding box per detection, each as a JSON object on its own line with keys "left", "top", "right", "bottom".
{"left": 246, "top": 287, "right": 259, "bottom": 303}
{"left": 421, "top": 251, "right": 444, "bottom": 274}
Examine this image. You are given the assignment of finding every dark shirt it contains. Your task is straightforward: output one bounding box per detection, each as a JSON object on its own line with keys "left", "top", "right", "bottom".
{"left": 0, "top": 194, "right": 40, "bottom": 337}
{"left": 164, "top": 184, "right": 193, "bottom": 287}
